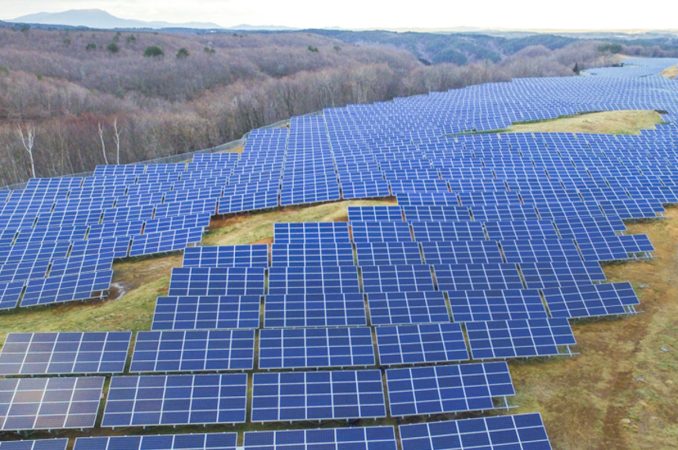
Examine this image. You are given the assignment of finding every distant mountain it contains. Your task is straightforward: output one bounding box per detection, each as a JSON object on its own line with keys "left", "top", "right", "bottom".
{"left": 11, "top": 9, "right": 222, "bottom": 29}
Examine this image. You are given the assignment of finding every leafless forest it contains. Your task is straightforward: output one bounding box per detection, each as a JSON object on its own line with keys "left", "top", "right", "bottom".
{"left": 0, "top": 26, "right": 651, "bottom": 184}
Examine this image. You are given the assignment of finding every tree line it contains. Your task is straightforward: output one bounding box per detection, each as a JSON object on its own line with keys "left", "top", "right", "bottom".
{"left": 0, "top": 27, "right": 631, "bottom": 185}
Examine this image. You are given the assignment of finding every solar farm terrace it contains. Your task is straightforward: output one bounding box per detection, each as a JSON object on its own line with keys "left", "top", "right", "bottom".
{"left": 0, "top": 56, "right": 677, "bottom": 448}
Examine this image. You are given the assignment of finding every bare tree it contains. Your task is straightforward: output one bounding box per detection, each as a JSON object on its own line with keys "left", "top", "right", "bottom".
{"left": 17, "top": 123, "right": 36, "bottom": 178}
{"left": 98, "top": 122, "right": 109, "bottom": 164}
{"left": 112, "top": 117, "right": 122, "bottom": 164}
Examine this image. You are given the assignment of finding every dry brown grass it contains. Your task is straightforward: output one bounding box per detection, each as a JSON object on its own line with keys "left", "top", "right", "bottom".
{"left": 508, "top": 110, "right": 663, "bottom": 135}
{"left": 510, "top": 207, "right": 678, "bottom": 449}
{"left": 661, "top": 65, "right": 678, "bottom": 79}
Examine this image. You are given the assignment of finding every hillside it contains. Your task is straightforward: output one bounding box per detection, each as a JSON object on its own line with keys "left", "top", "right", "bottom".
{"left": 0, "top": 25, "right": 675, "bottom": 185}
{"left": 308, "top": 29, "right": 578, "bottom": 65}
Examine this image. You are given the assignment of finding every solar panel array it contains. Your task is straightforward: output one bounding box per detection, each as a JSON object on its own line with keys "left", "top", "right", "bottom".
{"left": 2, "top": 57, "right": 677, "bottom": 447}
{"left": 73, "top": 433, "right": 238, "bottom": 450}
{"left": 0, "top": 332, "right": 131, "bottom": 375}
{"left": 0, "top": 155, "right": 232, "bottom": 309}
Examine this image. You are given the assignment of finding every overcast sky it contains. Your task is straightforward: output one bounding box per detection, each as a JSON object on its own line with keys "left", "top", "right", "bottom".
{"left": 3, "top": 0, "right": 677, "bottom": 30}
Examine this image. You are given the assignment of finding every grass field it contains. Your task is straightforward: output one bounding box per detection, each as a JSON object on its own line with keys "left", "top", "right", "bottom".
{"left": 661, "top": 65, "right": 678, "bottom": 79}
{"left": 508, "top": 110, "right": 664, "bottom": 135}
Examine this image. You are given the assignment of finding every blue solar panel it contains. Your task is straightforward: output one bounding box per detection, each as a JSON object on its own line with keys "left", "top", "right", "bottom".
{"left": 361, "top": 264, "right": 435, "bottom": 293}
{"left": 182, "top": 245, "right": 269, "bottom": 268}
{"left": 356, "top": 242, "right": 423, "bottom": 265}
{"left": 348, "top": 205, "right": 403, "bottom": 222}
{"left": 0, "top": 439, "right": 68, "bottom": 450}
{"left": 102, "top": 374, "right": 248, "bottom": 427}
{"left": 465, "top": 318, "right": 576, "bottom": 359}
{"left": 399, "top": 413, "right": 552, "bottom": 450}
{"left": 272, "top": 242, "right": 355, "bottom": 266}
{"left": 243, "top": 426, "right": 398, "bottom": 450}
{"left": 448, "top": 289, "right": 548, "bottom": 322}
{"left": 20, "top": 270, "right": 113, "bottom": 307}
{"left": 268, "top": 266, "right": 360, "bottom": 295}
{"left": 168, "top": 267, "right": 265, "bottom": 296}
{"left": 251, "top": 370, "right": 386, "bottom": 422}
{"left": 0, "top": 332, "right": 131, "bottom": 375}
{"left": 264, "top": 293, "right": 367, "bottom": 327}
{"left": 274, "top": 223, "right": 351, "bottom": 243}
{"left": 422, "top": 240, "right": 504, "bottom": 265}
{"left": 0, "top": 377, "right": 104, "bottom": 430}
{"left": 368, "top": 291, "right": 449, "bottom": 325}
{"left": 544, "top": 282, "right": 640, "bottom": 318}
{"left": 411, "top": 220, "right": 486, "bottom": 241}
{"left": 0, "top": 281, "right": 26, "bottom": 310}
{"left": 259, "top": 327, "right": 375, "bottom": 369}
{"left": 501, "top": 239, "right": 582, "bottom": 263}
{"left": 351, "top": 221, "right": 412, "bottom": 242}
{"left": 434, "top": 264, "right": 524, "bottom": 291}
{"left": 376, "top": 323, "right": 469, "bottom": 365}
{"left": 151, "top": 295, "right": 261, "bottom": 330}
{"left": 73, "top": 433, "right": 238, "bottom": 450}
{"left": 386, "top": 362, "right": 514, "bottom": 416}
{"left": 520, "top": 261, "right": 606, "bottom": 289}
{"left": 130, "top": 330, "right": 255, "bottom": 372}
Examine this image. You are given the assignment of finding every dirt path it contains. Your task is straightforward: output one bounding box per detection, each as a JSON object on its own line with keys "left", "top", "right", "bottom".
{"left": 510, "top": 207, "right": 678, "bottom": 449}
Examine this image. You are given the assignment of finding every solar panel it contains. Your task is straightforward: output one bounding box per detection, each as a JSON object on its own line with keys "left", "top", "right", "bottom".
{"left": 361, "top": 264, "right": 435, "bottom": 293}
{"left": 544, "top": 282, "right": 640, "bottom": 318}
{"left": 130, "top": 330, "right": 255, "bottom": 372}
{"left": 0, "top": 281, "right": 25, "bottom": 310}
{"left": 259, "top": 327, "right": 375, "bottom": 369}
{"left": 421, "top": 240, "right": 503, "bottom": 265}
{"left": 182, "top": 245, "right": 269, "bottom": 268}
{"left": 465, "top": 318, "right": 576, "bottom": 359}
{"left": 268, "top": 266, "right": 360, "bottom": 295}
{"left": 448, "top": 289, "right": 548, "bottom": 322}
{"left": 102, "top": 374, "right": 248, "bottom": 427}
{"left": 368, "top": 291, "right": 449, "bottom": 325}
{"left": 411, "top": 220, "right": 486, "bottom": 241}
{"left": 356, "top": 242, "right": 423, "bottom": 265}
{"left": 243, "top": 426, "right": 398, "bottom": 450}
{"left": 0, "top": 332, "right": 131, "bottom": 375}
{"left": 351, "top": 221, "right": 412, "bottom": 243}
{"left": 399, "top": 413, "right": 552, "bottom": 450}
{"left": 48, "top": 253, "right": 115, "bottom": 279}
{"left": 348, "top": 205, "right": 403, "bottom": 222}
{"left": 0, "top": 439, "right": 69, "bottom": 450}
{"left": 274, "top": 223, "right": 351, "bottom": 243}
{"left": 0, "top": 377, "right": 104, "bottom": 430}
{"left": 434, "top": 264, "right": 523, "bottom": 291}
{"left": 251, "top": 370, "right": 386, "bottom": 422}
{"left": 129, "top": 227, "right": 204, "bottom": 257}
{"left": 376, "top": 323, "right": 469, "bottom": 365}
{"left": 20, "top": 270, "right": 113, "bottom": 307}
{"left": 73, "top": 433, "right": 238, "bottom": 450}
{"left": 272, "top": 242, "right": 355, "bottom": 266}
{"left": 168, "top": 267, "right": 265, "bottom": 296}
{"left": 0, "top": 258, "right": 51, "bottom": 284}
{"left": 519, "top": 261, "right": 606, "bottom": 289}
{"left": 151, "top": 295, "right": 261, "bottom": 330}
{"left": 501, "top": 239, "right": 582, "bottom": 263}
{"left": 264, "top": 293, "right": 367, "bottom": 327}
{"left": 386, "top": 362, "right": 514, "bottom": 416}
